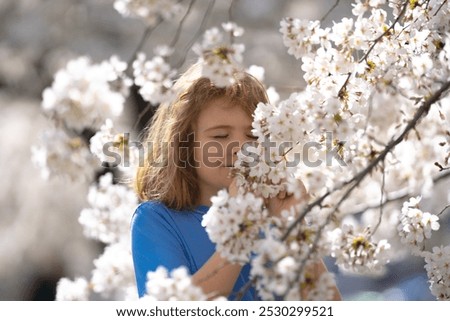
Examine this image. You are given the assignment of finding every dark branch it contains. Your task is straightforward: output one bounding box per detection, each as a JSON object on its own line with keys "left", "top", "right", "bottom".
{"left": 282, "top": 79, "right": 450, "bottom": 241}
{"left": 320, "top": 0, "right": 341, "bottom": 23}
{"left": 125, "top": 19, "right": 163, "bottom": 75}
{"left": 359, "top": 0, "right": 409, "bottom": 64}
{"left": 346, "top": 170, "right": 450, "bottom": 218}
{"left": 170, "top": 0, "right": 196, "bottom": 48}
{"left": 175, "top": 0, "right": 216, "bottom": 68}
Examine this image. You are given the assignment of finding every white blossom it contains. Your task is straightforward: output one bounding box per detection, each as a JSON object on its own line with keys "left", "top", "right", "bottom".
{"left": 398, "top": 197, "right": 440, "bottom": 254}
{"left": 90, "top": 241, "right": 136, "bottom": 299}
{"left": 55, "top": 277, "right": 90, "bottom": 301}
{"left": 250, "top": 236, "right": 291, "bottom": 300}
{"left": 246, "top": 65, "right": 265, "bottom": 82}
{"left": 330, "top": 224, "right": 391, "bottom": 274}
{"left": 114, "top": 0, "right": 183, "bottom": 26}
{"left": 144, "top": 266, "right": 225, "bottom": 301}
{"left": 422, "top": 245, "right": 450, "bottom": 300}
{"left": 266, "top": 86, "right": 280, "bottom": 105}
{"left": 193, "top": 25, "right": 245, "bottom": 87}
{"left": 89, "top": 120, "right": 142, "bottom": 177}
{"left": 133, "top": 53, "right": 177, "bottom": 105}
{"left": 412, "top": 53, "right": 433, "bottom": 77}
{"left": 250, "top": 204, "right": 333, "bottom": 300}
{"left": 42, "top": 56, "right": 128, "bottom": 131}
{"left": 31, "top": 128, "right": 97, "bottom": 182}
{"left": 280, "top": 18, "right": 325, "bottom": 60}
{"left": 89, "top": 119, "right": 119, "bottom": 165}
{"left": 79, "top": 173, "right": 138, "bottom": 244}
{"left": 202, "top": 189, "right": 269, "bottom": 263}
{"left": 222, "top": 22, "right": 244, "bottom": 37}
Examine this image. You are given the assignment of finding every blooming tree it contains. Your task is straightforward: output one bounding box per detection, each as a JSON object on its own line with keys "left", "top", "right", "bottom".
{"left": 32, "top": 0, "right": 450, "bottom": 300}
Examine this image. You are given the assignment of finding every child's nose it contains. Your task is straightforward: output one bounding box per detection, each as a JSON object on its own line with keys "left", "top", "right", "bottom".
{"left": 231, "top": 136, "right": 253, "bottom": 159}
{"left": 232, "top": 143, "right": 241, "bottom": 155}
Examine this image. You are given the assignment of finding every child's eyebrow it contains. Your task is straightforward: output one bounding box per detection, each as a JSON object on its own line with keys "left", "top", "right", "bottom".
{"left": 203, "top": 125, "right": 232, "bottom": 132}
{"left": 203, "top": 125, "right": 253, "bottom": 132}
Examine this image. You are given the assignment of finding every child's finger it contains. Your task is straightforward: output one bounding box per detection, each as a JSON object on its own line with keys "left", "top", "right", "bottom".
{"left": 228, "top": 177, "right": 239, "bottom": 197}
{"left": 277, "top": 190, "right": 287, "bottom": 199}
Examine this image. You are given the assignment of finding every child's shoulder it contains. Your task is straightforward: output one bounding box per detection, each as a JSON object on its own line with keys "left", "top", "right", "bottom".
{"left": 135, "top": 199, "right": 165, "bottom": 211}
{"left": 131, "top": 200, "right": 176, "bottom": 231}
{"left": 133, "top": 200, "right": 168, "bottom": 219}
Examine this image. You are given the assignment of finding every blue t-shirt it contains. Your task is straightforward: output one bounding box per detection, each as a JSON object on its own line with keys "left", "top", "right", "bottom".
{"left": 131, "top": 200, "right": 259, "bottom": 300}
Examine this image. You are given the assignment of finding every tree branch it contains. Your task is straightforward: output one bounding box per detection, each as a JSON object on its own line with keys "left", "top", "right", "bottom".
{"left": 125, "top": 19, "right": 163, "bottom": 75}
{"left": 175, "top": 0, "right": 216, "bottom": 68}
{"left": 169, "top": 0, "right": 196, "bottom": 48}
{"left": 320, "top": 0, "right": 341, "bottom": 23}
{"left": 282, "top": 79, "right": 450, "bottom": 241}
{"left": 437, "top": 204, "right": 450, "bottom": 217}
{"left": 346, "top": 170, "right": 450, "bottom": 218}
{"left": 359, "top": 0, "right": 409, "bottom": 64}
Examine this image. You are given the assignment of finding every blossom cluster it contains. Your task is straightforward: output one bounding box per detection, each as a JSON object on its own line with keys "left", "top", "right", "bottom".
{"left": 31, "top": 128, "right": 97, "bottom": 181}
{"left": 114, "top": 0, "right": 183, "bottom": 26}
{"left": 32, "top": 56, "right": 132, "bottom": 182}
{"left": 55, "top": 277, "right": 90, "bottom": 301}
{"left": 250, "top": 206, "right": 337, "bottom": 300}
{"left": 397, "top": 197, "right": 440, "bottom": 254}
{"left": 79, "top": 173, "right": 138, "bottom": 244}
{"left": 279, "top": 1, "right": 450, "bottom": 186}
{"left": 56, "top": 241, "right": 137, "bottom": 300}
{"left": 41, "top": 56, "right": 129, "bottom": 131}
{"left": 396, "top": 196, "right": 449, "bottom": 299}
{"left": 232, "top": 143, "right": 296, "bottom": 199}
{"left": 193, "top": 23, "right": 245, "bottom": 87}
{"left": 202, "top": 189, "right": 270, "bottom": 263}
{"left": 330, "top": 224, "right": 391, "bottom": 274}
{"left": 143, "top": 266, "right": 225, "bottom": 301}
{"left": 132, "top": 52, "right": 177, "bottom": 105}
{"left": 423, "top": 245, "right": 450, "bottom": 300}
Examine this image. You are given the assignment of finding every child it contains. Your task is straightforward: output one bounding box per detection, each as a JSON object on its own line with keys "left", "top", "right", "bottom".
{"left": 131, "top": 62, "right": 340, "bottom": 300}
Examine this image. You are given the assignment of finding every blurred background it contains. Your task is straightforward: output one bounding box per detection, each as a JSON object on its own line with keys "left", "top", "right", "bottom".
{"left": 0, "top": 0, "right": 448, "bottom": 300}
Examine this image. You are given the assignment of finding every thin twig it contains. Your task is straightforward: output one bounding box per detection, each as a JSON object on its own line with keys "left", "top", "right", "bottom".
{"left": 337, "top": 72, "right": 352, "bottom": 101}
{"left": 335, "top": 1, "right": 410, "bottom": 100}
{"left": 433, "top": 0, "right": 448, "bottom": 16}
{"left": 359, "top": 0, "right": 409, "bottom": 64}
{"left": 437, "top": 204, "right": 450, "bottom": 217}
{"left": 232, "top": 277, "right": 256, "bottom": 301}
{"left": 170, "top": 0, "right": 196, "bottom": 48}
{"left": 346, "top": 170, "right": 450, "bottom": 217}
{"left": 175, "top": 0, "right": 216, "bottom": 68}
{"left": 320, "top": 0, "right": 340, "bottom": 23}
{"left": 126, "top": 20, "right": 163, "bottom": 74}
{"left": 228, "top": 0, "right": 237, "bottom": 44}
{"left": 132, "top": 102, "right": 153, "bottom": 132}
{"left": 282, "top": 79, "right": 450, "bottom": 241}
{"left": 228, "top": 0, "right": 236, "bottom": 22}
{"left": 372, "top": 161, "right": 386, "bottom": 234}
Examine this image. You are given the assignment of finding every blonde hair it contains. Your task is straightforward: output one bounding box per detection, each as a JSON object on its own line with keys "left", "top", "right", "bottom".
{"left": 134, "top": 63, "right": 269, "bottom": 210}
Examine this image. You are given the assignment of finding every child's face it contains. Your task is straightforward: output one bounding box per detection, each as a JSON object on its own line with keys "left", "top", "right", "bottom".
{"left": 193, "top": 97, "right": 256, "bottom": 206}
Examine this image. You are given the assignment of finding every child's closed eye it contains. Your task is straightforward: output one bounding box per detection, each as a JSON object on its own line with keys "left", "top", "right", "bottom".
{"left": 213, "top": 135, "right": 229, "bottom": 139}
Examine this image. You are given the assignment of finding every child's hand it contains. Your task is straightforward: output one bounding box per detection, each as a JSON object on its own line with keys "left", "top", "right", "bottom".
{"left": 265, "top": 179, "right": 308, "bottom": 217}
{"left": 228, "top": 176, "right": 239, "bottom": 197}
